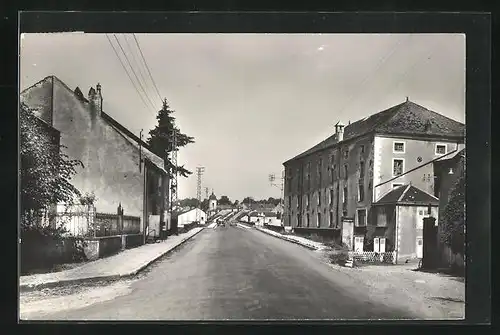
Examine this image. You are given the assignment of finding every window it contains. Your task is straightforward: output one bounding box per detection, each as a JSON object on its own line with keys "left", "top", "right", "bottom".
{"left": 393, "top": 158, "right": 404, "bottom": 176}
{"left": 377, "top": 207, "right": 387, "bottom": 227}
{"left": 358, "top": 182, "right": 365, "bottom": 202}
{"left": 318, "top": 190, "right": 321, "bottom": 206}
{"left": 306, "top": 213, "right": 310, "bottom": 227}
{"left": 343, "top": 149, "right": 349, "bottom": 159}
{"left": 344, "top": 164, "right": 349, "bottom": 180}
{"left": 359, "top": 161, "right": 365, "bottom": 178}
{"left": 343, "top": 186, "right": 348, "bottom": 204}
{"left": 296, "top": 195, "right": 299, "bottom": 208}
{"left": 306, "top": 194, "right": 310, "bottom": 208}
{"left": 360, "top": 145, "right": 365, "bottom": 154}
{"left": 317, "top": 213, "right": 321, "bottom": 228}
{"left": 297, "top": 214, "right": 301, "bottom": 227}
{"left": 331, "top": 164, "right": 337, "bottom": 182}
{"left": 357, "top": 209, "right": 367, "bottom": 227}
{"left": 393, "top": 141, "right": 405, "bottom": 153}
{"left": 288, "top": 196, "right": 292, "bottom": 209}
{"left": 392, "top": 183, "right": 404, "bottom": 189}
{"left": 373, "top": 237, "right": 386, "bottom": 253}
{"left": 435, "top": 144, "right": 447, "bottom": 155}
{"left": 329, "top": 189, "right": 334, "bottom": 205}
{"left": 329, "top": 211, "right": 334, "bottom": 227}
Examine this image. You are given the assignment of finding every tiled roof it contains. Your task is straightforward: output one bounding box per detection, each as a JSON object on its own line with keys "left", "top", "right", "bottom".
{"left": 284, "top": 100, "right": 464, "bottom": 164}
{"left": 374, "top": 184, "right": 439, "bottom": 206}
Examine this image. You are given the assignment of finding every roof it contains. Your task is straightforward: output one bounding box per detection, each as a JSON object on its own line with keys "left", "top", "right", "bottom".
{"left": 209, "top": 192, "right": 217, "bottom": 200}
{"left": 249, "top": 211, "right": 278, "bottom": 218}
{"left": 21, "top": 75, "right": 167, "bottom": 174}
{"left": 284, "top": 100, "right": 465, "bottom": 165}
{"left": 172, "top": 207, "right": 205, "bottom": 218}
{"left": 374, "top": 184, "right": 439, "bottom": 206}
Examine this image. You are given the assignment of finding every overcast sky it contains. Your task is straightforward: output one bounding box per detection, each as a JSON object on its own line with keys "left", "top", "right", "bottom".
{"left": 20, "top": 33, "right": 465, "bottom": 202}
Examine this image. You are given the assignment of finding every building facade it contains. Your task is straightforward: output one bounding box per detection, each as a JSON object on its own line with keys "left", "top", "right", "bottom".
{"left": 283, "top": 99, "right": 465, "bottom": 250}
{"left": 21, "top": 76, "right": 169, "bottom": 238}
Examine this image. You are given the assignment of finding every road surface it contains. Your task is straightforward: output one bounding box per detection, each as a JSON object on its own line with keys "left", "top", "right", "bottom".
{"left": 21, "top": 225, "right": 416, "bottom": 320}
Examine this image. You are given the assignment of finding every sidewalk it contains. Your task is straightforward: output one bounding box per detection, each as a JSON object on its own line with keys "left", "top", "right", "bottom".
{"left": 253, "top": 226, "right": 328, "bottom": 251}
{"left": 20, "top": 227, "right": 205, "bottom": 291}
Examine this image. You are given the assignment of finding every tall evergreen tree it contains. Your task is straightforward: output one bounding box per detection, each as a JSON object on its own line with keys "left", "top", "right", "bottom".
{"left": 147, "top": 99, "right": 195, "bottom": 177}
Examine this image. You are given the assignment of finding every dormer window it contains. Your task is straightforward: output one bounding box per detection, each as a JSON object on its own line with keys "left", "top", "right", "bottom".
{"left": 435, "top": 143, "right": 447, "bottom": 155}
{"left": 393, "top": 141, "right": 405, "bottom": 153}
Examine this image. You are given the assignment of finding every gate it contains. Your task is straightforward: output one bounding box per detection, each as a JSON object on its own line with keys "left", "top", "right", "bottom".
{"left": 422, "top": 217, "right": 438, "bottom": 269}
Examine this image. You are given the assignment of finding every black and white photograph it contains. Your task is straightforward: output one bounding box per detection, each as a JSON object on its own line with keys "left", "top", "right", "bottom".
{"left": 18, "top": 23, "right": 470, "bottom": 321}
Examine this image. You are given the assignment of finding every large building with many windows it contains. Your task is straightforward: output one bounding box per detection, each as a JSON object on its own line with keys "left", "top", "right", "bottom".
{"left": 282, "top": 99, "right": 465, "bottom": 254}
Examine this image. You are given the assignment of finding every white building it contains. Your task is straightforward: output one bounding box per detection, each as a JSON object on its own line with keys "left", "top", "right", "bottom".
{"left": 176, "top": 208, "right": 207, "bottom": 228}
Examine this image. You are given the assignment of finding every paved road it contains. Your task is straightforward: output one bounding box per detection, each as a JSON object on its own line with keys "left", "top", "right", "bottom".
{"left": 22, "top": 226, "right": 415, "bottom": 320}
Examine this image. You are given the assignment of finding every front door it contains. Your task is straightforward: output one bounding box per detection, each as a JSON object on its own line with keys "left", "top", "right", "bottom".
{"left": 416, "top": 237, "right": 423, "bottom": 258}
{"left": 354, "top": 236, "right": 364, "bottom": 252}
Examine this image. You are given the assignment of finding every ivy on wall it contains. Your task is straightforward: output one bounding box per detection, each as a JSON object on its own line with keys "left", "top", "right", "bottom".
{"left": 440, "top": 156, "right": 465, "bottom": 254}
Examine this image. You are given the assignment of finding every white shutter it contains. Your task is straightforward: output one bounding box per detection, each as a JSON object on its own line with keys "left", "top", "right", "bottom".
{"left": 380, "top": 238, "right": 386, "bottom": 253}
{"left": 373, "top": 237, "right": 380, "bottom": 253}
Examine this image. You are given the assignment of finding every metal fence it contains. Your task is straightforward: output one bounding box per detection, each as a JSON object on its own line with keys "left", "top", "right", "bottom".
{"left": 348, "top": 251, "right": 397, "bottom": 264}
{"left": 55, "top": 204, "right": 140, "bottom": 238}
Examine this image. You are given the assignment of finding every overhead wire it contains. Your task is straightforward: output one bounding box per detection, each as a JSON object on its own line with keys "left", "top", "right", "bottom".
{"left": 334, "top": 34, "right": 413, "bottom": 122}
{"left": 133, "top": 33, "right": 164, "bottom": 104}
{"left": 105, "top": 34, "right": 155, "bottom": 117}
{"left": 122, "top": 34, "right": 157, "bottom": 106}
{"left": 113, "top": 34, "right": 158, "bottom": 111}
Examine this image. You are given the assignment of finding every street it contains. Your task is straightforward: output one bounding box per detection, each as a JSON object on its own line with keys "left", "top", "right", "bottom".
{"left": 21, "top": 225, "right": 417, "bottom": 320}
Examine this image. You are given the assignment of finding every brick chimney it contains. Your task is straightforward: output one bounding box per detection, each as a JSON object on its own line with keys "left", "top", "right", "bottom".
{"left": 88, "top": 83, "right": 103, "bottom": 116}
{"left": 335, "top": 121, "right": 345, "bottom": 142}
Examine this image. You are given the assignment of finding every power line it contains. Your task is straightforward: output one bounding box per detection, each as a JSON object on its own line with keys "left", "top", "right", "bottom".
{"left": 113, "top": 34, "right": 158, "bottom": 111}
{"left": 335, "top": 34, "right": 412, "bottom": 122}
{"left": 105, "top": 34, "right": 154, "bottom": 116}
{"left": 123, "top": 34, "right": 156, "bottom": 105}
{"left": 133, "top": 33, "right": 163, "bottom": 103}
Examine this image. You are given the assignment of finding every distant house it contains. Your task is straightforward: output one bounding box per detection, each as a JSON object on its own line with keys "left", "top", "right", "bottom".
{"left": 433, "top": 149, "right": 465, "bottom": 271}
{"left": 173, "top": 208, "right": 207, "bottom": 228}
{"left": 20, "top": 76, "right": 169, "bottom": 241}
{"left": 247, "top": 211, "right": 279, "bottom": 227}
{"left": 371, "top": 184, "right": 439, "bottom": 262}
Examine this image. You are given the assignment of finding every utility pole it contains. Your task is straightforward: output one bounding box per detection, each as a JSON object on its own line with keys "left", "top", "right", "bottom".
{"left": 196, "top": 166, "right": 205, "bottom": 223}
{"left": 170, "top": 128, "right": 178, "bottom": 213}
{"left": 269, "top": 172, "right": 285, "bottom": 223}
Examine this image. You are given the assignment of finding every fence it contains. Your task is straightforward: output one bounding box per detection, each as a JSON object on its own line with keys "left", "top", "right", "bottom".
{"left": 55, "top": 204, "right": 140, "bottom": 238}
{"left": 348, "top": 251, "right": 397, "bottom": 264}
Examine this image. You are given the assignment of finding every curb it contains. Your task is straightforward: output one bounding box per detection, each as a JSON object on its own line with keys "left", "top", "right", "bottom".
{"left": 254, "top": 227, "right": 319, "bottom": 251}
{"left": 19, "top": 227, "right": 205, "bottom": 292}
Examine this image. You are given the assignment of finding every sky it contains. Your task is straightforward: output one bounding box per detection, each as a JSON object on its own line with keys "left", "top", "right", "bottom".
{"left": 20, "top": 33, "right": 465, "bottom": 202}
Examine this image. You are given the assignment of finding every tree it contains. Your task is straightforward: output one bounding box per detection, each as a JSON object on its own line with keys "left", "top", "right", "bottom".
{"left": 441, "top": 163, "right": 465, "bottom": 255}
{"left": 218, "top": 195, "right": 232, "bottom": 206}
{"left": 20, "top": 104, "right": 83, "bottom": 227}
{"left": 179, "top": 198, "right": 200, "bottom": 208}
{"left": 200, "top": 199, "right": 209, "bottom": 211}
{"left": 234, "top": 200, "right": 240, "bottom": 207}
{"left": 147, "top": 99, "right": 195, "bottom": 178}
{"left": 242, "top": 197, "right": 254, "bottom": 206}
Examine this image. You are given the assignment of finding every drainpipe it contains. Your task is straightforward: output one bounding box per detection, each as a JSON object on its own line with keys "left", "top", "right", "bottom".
{"left": 143, "top": 161, "right": 147, "bottom": 245}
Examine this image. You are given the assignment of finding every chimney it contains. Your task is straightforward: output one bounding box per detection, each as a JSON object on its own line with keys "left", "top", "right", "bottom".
{"left": 334, "top": 121, "right": 345, "bottom": 142}
{"left": 88, "top": 83, "right": 103, "bottom": 116}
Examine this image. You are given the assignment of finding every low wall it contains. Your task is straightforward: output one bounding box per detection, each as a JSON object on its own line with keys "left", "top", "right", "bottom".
{"left": 20, "top": 234, "right": 86, "bottom": 274}
{"left": 293, "top": 227, "right": 341, "bottom": 242}
{"left": 264, "top": 224, "right": 285, "bottom": 234}
{"left": 84, "top": 234, "right": 144, "bottom": 261}
{"left": 125, "top": 234, "right": 144, "bottom": 249}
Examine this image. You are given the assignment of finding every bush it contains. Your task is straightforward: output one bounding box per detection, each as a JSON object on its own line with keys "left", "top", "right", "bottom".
{"left": 326, "top": 241, "right": 350, "bottom": 265}
{"left": 20, "top": 225, "right": 87, "bottom": 275}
